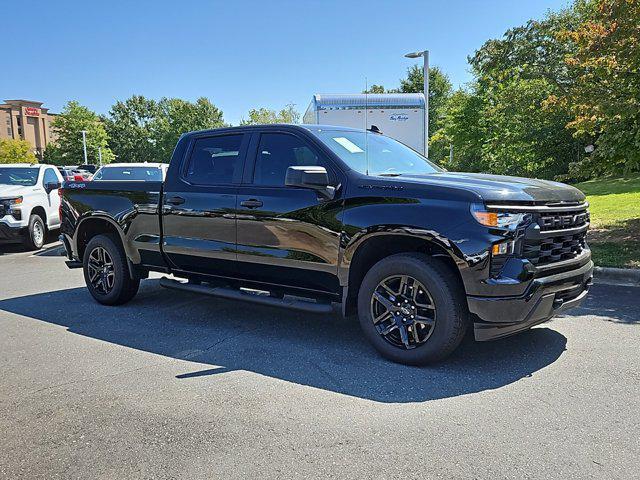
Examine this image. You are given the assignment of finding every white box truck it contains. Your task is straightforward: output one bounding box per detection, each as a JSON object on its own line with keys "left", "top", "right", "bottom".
{"left": 303, "top": 93, "right": 426, "bottom": 153}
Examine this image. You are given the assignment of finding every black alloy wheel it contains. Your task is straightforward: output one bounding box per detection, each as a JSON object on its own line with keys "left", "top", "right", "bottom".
{"left": 82, "top": 234, "right": 140, "bottom": 305}
{"left": 357, "top": 253, "right": 468, "bottom": 365}
{"left": 86, "top": 246, "right": 115, "bottom": 295}
{"left": 370, "top": 274, "right": 436, "bottom": 349}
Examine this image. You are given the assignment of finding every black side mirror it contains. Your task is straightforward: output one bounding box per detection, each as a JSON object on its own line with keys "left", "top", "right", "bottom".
{"left": 45, "top": 182, "right": 61, "bottom": 193}
{"left": 285, "top": 166, "right": 335, "bottom": 199}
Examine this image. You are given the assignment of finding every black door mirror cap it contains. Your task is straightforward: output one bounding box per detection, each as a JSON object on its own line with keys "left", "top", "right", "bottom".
{"left": 45, "top": 182, "right": 61, "bottom": 192}
{"left": 285, "top": 166, "right": 335, "bottom": 199}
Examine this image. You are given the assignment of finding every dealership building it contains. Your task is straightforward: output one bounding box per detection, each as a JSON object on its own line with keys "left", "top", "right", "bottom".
{"left": 0, "top": 99, "right": 57, "bottom": 160}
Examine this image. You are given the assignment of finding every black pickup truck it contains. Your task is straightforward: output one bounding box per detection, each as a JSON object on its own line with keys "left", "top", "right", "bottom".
{"left": 60, "top": 124, "right": 593, "bottom": 364}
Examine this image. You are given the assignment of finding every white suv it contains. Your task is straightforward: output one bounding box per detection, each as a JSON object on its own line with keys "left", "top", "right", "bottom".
{"left": 0, "top": 164, "right": 64, "bottom": 250}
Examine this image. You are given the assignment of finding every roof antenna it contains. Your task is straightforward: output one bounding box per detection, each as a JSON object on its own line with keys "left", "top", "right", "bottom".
{"left": 365, "top": 77, "right": 369, "bottom": 176}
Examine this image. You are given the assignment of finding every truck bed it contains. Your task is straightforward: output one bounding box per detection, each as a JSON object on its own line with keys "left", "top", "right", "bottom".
{"left": 60, "top": 180, "right": 165, "bottom": 267}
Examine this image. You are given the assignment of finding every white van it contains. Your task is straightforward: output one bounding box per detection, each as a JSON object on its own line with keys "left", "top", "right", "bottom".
{"left": 0, "top": 164, "right": 64, "bottom": 249}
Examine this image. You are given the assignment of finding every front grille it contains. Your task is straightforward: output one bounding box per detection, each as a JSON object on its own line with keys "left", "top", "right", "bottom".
{"left": 520, "top": 205, "right": 589, "bottom": 267}
{"left": 522, "top": 231, "right": 587, "bottom": 265}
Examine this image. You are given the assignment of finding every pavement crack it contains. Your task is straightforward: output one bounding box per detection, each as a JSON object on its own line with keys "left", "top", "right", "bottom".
{"left": 22, "top": 365, "right": 158, "bottom": 399}
{"left": 180, "top": 325, "right": 263, "bottom": 361}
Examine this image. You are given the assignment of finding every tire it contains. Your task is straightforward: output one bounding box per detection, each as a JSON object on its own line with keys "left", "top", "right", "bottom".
{"left": 82, "top": 234, "right": 140, "bottom": 306}
{"left": 357, "top": 253, "right": 468, "bottom": 365}
{"left": 23, "top": 214, "right": 45, "bottom": 250}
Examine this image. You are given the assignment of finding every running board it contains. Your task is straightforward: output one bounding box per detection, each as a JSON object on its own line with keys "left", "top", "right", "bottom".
{"left": 159, "top": 277, "right": 334, "bottom": 314}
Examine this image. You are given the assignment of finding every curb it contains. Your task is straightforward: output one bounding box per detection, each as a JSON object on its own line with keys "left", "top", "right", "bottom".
{"left": 593, "top": 266, "right": 640, "bottom": 287}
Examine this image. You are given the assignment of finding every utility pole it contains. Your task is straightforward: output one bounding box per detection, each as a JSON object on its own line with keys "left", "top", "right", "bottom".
{"left": 404, "top": 49, "right": 429, "bottom": 157}
{"left": 81, "top": 130, "right": 88, "bottom": 165}
{"left": 450, "top": 143, "right": 454, "bottom": 164}
{"left": 98, "top": 147, "right": 103, "bottom": 166}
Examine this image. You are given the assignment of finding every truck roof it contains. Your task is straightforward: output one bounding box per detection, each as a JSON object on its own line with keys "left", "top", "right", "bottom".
{"left": 0, "top": 163, "right": 49, "bottom": 168}
{"left": 180, "top": 123, "right": 364, "bottom": 138}
{"left": 99, "top": 162, "right": 167, "bottom": 168}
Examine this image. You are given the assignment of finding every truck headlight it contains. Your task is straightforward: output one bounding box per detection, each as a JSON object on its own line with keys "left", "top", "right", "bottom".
{"left": 3, "top": 197, "right": 23, "bottom": 205}
{"left": 470, "top": 204, "right": 527, "bottom": 230}
{"left": 1, "top": 197, "right": 23, "bottom": 220}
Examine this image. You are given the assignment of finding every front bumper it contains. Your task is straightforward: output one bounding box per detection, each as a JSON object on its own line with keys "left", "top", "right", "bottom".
{"left": 0, "top": 222, "right": 26, "bottom": 242}
{"left": 468, "top": 259, "right": 593, "bottom": 341}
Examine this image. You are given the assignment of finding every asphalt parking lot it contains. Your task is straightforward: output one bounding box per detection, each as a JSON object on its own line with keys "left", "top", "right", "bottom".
{"left": 1, "top": 242, "right": 638, "bottom": 479}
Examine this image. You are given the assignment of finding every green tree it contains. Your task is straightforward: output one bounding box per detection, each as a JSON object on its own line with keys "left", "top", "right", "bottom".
{"left": 558, "top": 0, "right": 640, "bottom": 177}
{"left": 151, "top": 97, "right": 225, "bottom": 162}
{"left": 429, "top": 88, "right": 487, "bottom": 170}
{"left": 460, "top": 4, "right": 589, "bottom": 179}
{"left": 362, "top": 84, "right": 386, "bottom": 94}
{"left": 392, "top": 65, "right": 452, "bottom": 138}
{"left": 105, "top": 95, "right": 160, "bottom": 164}
{"left": 48, "top": 101, "right": 114, "bottom": 166}
{"left": 0, "top": 138, "right": 37, "bottom": 164}
{"left": 481, "top": 77, "right": 579, "bottom": 178}
{"left": 240, "top": 104, "right": 300, "bottom": 125}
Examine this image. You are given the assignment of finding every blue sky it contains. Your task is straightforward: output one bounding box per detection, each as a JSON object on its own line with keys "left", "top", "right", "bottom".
{"left": 2, "top": 0, "right": 570, "bottom": 125}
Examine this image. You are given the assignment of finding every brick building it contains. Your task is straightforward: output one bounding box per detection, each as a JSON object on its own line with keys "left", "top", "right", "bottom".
{"left": 0, "top": 100, "right": 57, "bottom": 160}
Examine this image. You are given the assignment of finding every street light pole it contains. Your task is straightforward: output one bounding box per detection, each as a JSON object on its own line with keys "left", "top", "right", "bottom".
{"left": 81, "top": 130, "right": 88, "bottom": 165}
{"left": 404, "top": 49, "right": 429, "bottom": 157}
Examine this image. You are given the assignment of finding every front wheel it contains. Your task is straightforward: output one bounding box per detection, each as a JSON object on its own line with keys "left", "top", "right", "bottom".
{"left": 357, "top": 253, "right": 468, "bottom": 365}
{"left": 23, "top": 214, "right": 45, "bottom": 250}
{"left": 83, "top": 234, "right": 140, "bottom": 305}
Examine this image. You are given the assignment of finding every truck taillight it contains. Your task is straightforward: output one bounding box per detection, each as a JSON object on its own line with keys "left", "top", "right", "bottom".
{"left": 58, "top": 187, "right": 64, "bottom": 222}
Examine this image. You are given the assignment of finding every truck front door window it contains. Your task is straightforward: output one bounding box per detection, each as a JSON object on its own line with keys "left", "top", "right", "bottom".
{"left": 253, "top": 133, "right": 324, "bottom": 186}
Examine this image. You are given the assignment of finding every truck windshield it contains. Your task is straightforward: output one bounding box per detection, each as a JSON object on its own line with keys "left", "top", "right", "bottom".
{"left": 0, "top": 167, "right": 39, "bottom": 186}
{"left": 312, "top": 130, "right": 442, "bottom": 176}
{"left": 93, "top": 166, "right": 163, "bottom": 181}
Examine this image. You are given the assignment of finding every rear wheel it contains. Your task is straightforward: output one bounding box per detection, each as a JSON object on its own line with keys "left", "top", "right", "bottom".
{"left": 23, "top": 214, "right": 45, "bottom": 250}
{"left": 357, "top": 253, "right": 468, "bottom": 365}
{"left": 83, "top": 234, "right": 139, "bottom": 305}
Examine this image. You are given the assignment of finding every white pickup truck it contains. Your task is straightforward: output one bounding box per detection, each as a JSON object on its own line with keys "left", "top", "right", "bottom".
{"left": 0, "top": 164, "right": 64, "bottom": 250}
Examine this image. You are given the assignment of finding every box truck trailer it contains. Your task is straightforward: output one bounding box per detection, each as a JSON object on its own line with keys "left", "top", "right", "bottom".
{"left": 303, "top": 93, "right": 426, "bottom": 153}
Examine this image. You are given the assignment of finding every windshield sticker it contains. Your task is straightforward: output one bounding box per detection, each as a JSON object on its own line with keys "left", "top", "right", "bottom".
{"left": 333, "top": 137, "right": 364, "bottom": 154}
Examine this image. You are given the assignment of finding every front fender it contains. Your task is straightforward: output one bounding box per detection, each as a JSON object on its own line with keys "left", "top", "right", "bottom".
{"left": 341, "top": 226, "right": 467, "bottom": 278}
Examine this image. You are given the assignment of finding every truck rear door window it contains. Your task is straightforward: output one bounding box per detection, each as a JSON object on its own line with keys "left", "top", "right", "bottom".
{"left": 185, "top": 135, "right": 244, "bottom": 185}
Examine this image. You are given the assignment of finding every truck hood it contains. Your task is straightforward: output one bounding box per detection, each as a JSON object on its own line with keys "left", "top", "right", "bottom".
{"left": 399, "top": 172, "right": 586, "bottom": 204}
{"left": 0, "top": 185, "right": 38, "bottom": 199}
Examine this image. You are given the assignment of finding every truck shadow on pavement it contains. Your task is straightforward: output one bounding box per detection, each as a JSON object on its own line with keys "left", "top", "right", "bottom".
{"left": 0, "top": 279, "right": 572, "bottom": 403}
{"left": 566, "top": 283, "right": 639, "bottom": 324}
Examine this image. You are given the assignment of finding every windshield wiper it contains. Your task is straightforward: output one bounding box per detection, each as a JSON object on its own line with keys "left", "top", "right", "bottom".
{"left": 377, "top": 173, "right": 403, "bottom": 177}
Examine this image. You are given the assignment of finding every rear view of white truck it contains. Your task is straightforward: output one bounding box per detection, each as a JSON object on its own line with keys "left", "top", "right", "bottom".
{"left": 303, "top": 93, "right": 425, "bottom": 153}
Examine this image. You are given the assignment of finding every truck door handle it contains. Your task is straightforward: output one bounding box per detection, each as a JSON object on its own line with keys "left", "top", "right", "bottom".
{"left": 240, "top": 199, "right": 263, "bottom": 208}
{"left": 166, "top": 196, "right": 185, "bottom": 205}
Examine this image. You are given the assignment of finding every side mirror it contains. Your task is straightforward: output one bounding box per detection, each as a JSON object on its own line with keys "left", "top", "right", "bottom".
{"left": 45, "top": 181, "right": 61, "bottom": 193}
{"left": 285, "top": 166, "right": 335, "bottom": 199}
